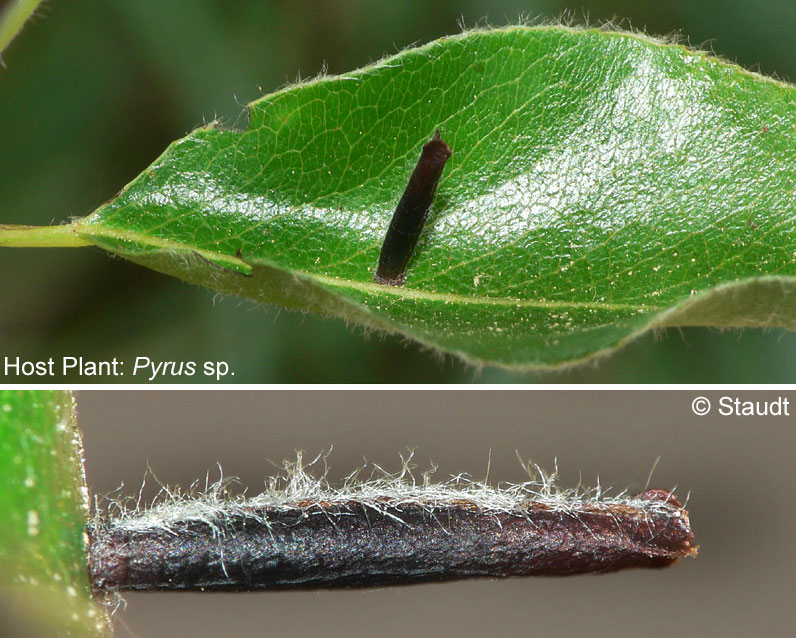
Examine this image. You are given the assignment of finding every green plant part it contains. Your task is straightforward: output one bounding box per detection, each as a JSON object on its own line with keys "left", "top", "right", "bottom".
{"left": 3, "top": 25, "right": 796, "bottom": 368}
{"left": 0, "top": 0, "right": 46, "bottom": 55}
{"left": 0, "top": 391, "right": 109, "bottom": 637}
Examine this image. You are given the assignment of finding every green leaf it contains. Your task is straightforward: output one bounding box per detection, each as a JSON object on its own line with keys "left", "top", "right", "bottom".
{"left": 0, "top": 391, "right": 109, "bottom": 637}
{"left": 5, "top": 25, "right": 796, "bottom": 368}
{"left": 0, "top": 0, "right": 46, "bottom": 54}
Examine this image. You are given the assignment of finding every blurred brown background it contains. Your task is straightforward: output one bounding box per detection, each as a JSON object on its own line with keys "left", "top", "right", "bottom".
{"left": 2, "top": 1, "right": 796, "bottom": 382}
{"left": 77, "top": 391, "right": 795, "bottom": 636}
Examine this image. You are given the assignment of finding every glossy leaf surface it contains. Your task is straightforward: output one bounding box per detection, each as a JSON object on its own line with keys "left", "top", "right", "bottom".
{"left": 16, "top": 27, "right": 796, "bottom": 367}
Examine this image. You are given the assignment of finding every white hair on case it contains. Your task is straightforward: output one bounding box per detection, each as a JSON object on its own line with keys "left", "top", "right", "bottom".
{"left": 94, "top": 451, "right": 686, "bottom": 538}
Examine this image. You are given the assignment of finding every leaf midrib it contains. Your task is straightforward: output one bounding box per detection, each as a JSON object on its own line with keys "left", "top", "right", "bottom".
{"left": 77, "top": 223, "right": 659, "bottom": 313}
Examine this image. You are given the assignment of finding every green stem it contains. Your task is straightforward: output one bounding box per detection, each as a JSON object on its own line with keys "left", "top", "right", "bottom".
{"left": 0, "top": 224, "right": 91, "bottom": 247}
{"left": 0, "top": 0, "right": 45, "bottom": 54}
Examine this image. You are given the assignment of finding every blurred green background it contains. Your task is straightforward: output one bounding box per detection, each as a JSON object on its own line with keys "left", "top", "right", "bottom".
{"left": 2, "top": 0, "right": 796, "bottom": 383}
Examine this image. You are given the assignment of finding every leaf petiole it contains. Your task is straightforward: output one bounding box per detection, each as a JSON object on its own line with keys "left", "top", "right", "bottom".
{"left": 0, "top": 223, "right": 92, "bottom": 248}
